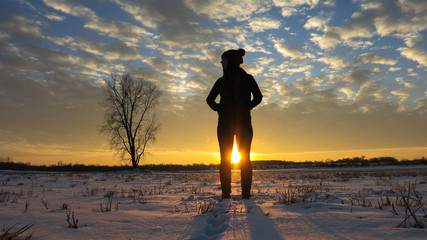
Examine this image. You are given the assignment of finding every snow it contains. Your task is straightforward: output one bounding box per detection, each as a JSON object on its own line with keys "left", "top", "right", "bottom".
{"left": 0, "top": 167, "right": 426, "bottom": 239}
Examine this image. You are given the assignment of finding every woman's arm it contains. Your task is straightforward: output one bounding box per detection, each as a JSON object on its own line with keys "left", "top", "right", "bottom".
{"left": 206, "top": 79, "right": 221, "bottom": 111}
{"left": 249, "top": 75, "right": 262, "bottom": 110}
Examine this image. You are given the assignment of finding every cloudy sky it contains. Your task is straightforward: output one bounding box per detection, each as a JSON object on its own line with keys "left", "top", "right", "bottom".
{"left": 1, "top": 0, "right": 426, "bottom": 166}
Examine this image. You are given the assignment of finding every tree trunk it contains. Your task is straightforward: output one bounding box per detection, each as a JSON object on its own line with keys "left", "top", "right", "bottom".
{"left": 130, "top": 146, "right": 137, "bottom": 168}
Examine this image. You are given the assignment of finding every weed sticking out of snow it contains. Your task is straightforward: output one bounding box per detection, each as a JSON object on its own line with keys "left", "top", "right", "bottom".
{"left": 395, "top": 182, "right": 426, "bottom": 228}
{"left": 66, "top": 211, "right": 79, "bottom": 229}
{"left": 0, "top": 223, "right": 34, "bottom": 239}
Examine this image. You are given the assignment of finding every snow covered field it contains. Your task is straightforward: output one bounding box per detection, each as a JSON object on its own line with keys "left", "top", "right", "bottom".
{"left": 1, "top": 166, "right": 426, "bottom": 239}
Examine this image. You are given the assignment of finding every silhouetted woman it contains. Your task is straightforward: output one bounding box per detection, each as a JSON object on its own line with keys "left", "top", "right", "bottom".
{"left": 206, "top": 49, "right": 262, "bottom": 199}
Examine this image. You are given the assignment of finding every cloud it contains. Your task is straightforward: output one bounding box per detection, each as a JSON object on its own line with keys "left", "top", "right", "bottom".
{"left": 388, "top": 67, "right": 401, "bottom": 72}
{"left": 372, "top": 0, "right": 427, "bottom": 37}
{"left": 142, "top": 57, "right": 173, "bottom": 73}
{"left": 398, "top": 0, "right": 427, "bottom": 14}
{"left": 84, "top": 19, "right": 150, "bottom": 47}
{"left": 217, "top": 26, "right": 250, "bottom": 44}
{"left": 338, "top": 87, "right": 356, "bottom": 102}
{"left": 304, "top": 15, "right": 330, "bottom": 31}
{"left": 309, "top": 32, "right": 340, "bottom": 50}
{"left": 154, "top": 25, "right": 216, "bottom": 50}
{"left": 391, "top": 88, "right": 409, "bottom": 100}
{"left": 395, "top": 32, "right": 423, "bottom": 47}
{"left": 42, "top": 0, "right": 96, "bottom": 18}
{"left": 317, "top": 55, "right": 349, "bottom": 71}
{"left": 293, "top": 77, "right": 324, "bottom": 94}
{"left": 0, "top": 14, "right": 44, "bottom": 40}
{"left": 0, "top": 31, "right": 10, "bottom": 40}
{"left": 271, "top": 38, "right": 310, "bottom": 60}
{"left": 341, "top": 68, "right": 378, "bottom": 85}
{"left": 1, "top": 31, "right": 111, "bottom": 85}
{"left": 184, "top": 0, "right": 271, "bottom": 21}
{"left": 273, "top": 0, "right": 320, "bottom": 17}
{"left": 114, "top": 0, "right": 243, "bottom": 52}
{"left": 354, "top": 81, "right": 386, "bottom": 103}
{"left": 398, "top": 46, "right": 427, "bottom": 67}
{"left": 54, "top": 37, "right": 141, "bottom": 61}
{"left": 415, "top": 91, "right": 427, "bottom": 113}
{"left": 314, "top": 24, "right": 373, "bottom": 49}
{"left": 395, "top": 77, "right": 415, "bottom": 88}
{"left": 241, "top": 42, "right": 271, "bottom": 55}
{"left": 112, "top": 0, "right": 166, "bottom": 30}
{"left": 359, "top": 0, "right": 382, "bottom": 10}
{"left": 113, "top": 0, "right": 213, "bottom": 49}
{"left": 45, "top": 13, "right": 65, "bottom": 21}
{"left": 248, "top": 16, "right": 281, "bottom": 32}
{"left": 42, "top": 0, "right": 151, "bottom": 47}
{"left": 354, "top": 52, "right": 397, "bottom": 65}
{"left": 391, "top": 88, "right": 410, "bottom": 111}
{"left": 0, "top": 50, "right": 40, "bottom": 73}
{"left": 374, "top": 15, "right": 427, "bottom": 37}
{"left": 310, "top": 1, "right": 426, "bottom": 50}
{"left": 23, "top": 45, "right": 82, "bottom": 67}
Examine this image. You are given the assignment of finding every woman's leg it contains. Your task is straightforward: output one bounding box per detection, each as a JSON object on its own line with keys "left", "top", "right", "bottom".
{"left": 217, "top": 121, "right": 234, "bottom": 198}
{"left": 237, "top": 121, "right": 253, "bottom": 199}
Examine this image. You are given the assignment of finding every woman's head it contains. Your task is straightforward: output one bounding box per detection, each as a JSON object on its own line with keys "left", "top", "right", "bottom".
{"left": 221, "top": 48, "right": 245, "bottom": 70}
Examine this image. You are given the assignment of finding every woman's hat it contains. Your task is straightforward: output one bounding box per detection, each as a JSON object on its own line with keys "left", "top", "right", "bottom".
{"left": 221, "top": 48, "right": 245, "bottom": 66}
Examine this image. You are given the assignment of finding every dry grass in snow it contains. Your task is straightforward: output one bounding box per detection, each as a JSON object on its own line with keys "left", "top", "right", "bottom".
{"left": 0, "top": 166, "right": 426, "bottom": 239}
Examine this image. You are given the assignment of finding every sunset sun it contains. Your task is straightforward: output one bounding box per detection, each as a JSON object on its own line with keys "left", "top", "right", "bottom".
{"left": 231, "top": 140, "right": 240, "bottom": 164}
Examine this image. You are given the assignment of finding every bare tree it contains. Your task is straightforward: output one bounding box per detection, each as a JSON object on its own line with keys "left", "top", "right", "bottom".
{"left": 100, "top": 73, "right": 161, "bottom": 168}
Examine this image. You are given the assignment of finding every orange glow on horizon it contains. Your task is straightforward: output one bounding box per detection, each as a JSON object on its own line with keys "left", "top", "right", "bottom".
{"left": 9, "top": 144, "right": 427, "bottom": 166}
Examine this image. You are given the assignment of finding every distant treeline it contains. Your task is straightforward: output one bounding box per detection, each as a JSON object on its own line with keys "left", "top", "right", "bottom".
{"left": 0, "top": 156, "right": 426, "bottom": 172}
{"left": 252, "top": 156, "right": 427, "bottom": 169}
{"left": 0, "top": 158, "right": 130, "bottom": 172}
{"left": 0, "top": 157, "right": 218, "bottom": 172}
